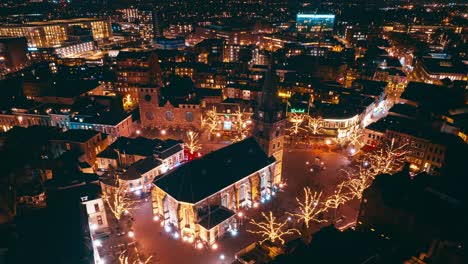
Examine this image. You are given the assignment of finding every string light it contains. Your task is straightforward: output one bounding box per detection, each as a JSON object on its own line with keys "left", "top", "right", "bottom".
{"left": 287, "top": 187, "right": 328, "bottom": 228}
{"left": 247, "top": 211, "right": 300, "bottom": 245}
{"left": 102, "top": 177, "right": 138, "bottom": 221}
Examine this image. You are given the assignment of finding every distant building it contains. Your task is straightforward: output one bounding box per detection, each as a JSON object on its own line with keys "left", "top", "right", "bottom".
{"left": 416, "top": 57, "right": 467, "bottom": 84}
{"left": 154, "top": 37, "right": 186, "bottom": 50}
{"left": 0, "top": 36, "right": 28, "bottom": 75}
{"left": 296, "top": 14, "right": 335, "bottom": 34}
{"left": 0, "top": 18, "right": 112, "bottom": 48}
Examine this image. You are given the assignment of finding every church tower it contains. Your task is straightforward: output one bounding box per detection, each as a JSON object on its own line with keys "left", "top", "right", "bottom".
{"left": 252, "top": 59, "right": 286, "bottom": 185}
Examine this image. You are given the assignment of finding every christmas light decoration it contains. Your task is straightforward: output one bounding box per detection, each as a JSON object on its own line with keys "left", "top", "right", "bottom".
{"left": 347, "top": 128, "right": 364, "bottom": 148}
{"left": 364, "top": 138, "right": 410, "bottom": 177}
{"left": 306, "top": 116, "right": 324, "bottom": 135}
{"left": 231, "top": 107, "right": 252, "bottom": 143}
{"left": 102, "top": 178, "right": 138, "bottom": 221}
{"left": 287, "top": 113, "right": 307, "bottom": 135}
{"left": 118, "top": 247, "right": 152, "bottom": 264}
{"left": 342, "top": 164, "right": 374, "bottom": 200}
{"left": 201, "top": 106, "right": 219, "bottom": 136}
{"left": 325, "top": 182, "right": 350, "bottom": 209}
{"left": 184, "top": 131, "right": 202, "bottom": 154}
{"left": 247, "top": 211, "right": 300, "bottom": 245}
{"left": 287, "top": 187, "right": 328, "bottom": 228}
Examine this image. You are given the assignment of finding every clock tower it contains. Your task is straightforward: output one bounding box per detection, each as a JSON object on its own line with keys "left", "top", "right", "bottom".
{"left": 252, "top": 60, "right": 286, "bottom": 185}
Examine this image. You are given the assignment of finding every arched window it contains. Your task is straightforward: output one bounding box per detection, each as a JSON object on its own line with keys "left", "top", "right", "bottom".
{"left": 165, "top": 111, "right": 174, "bottom": 121}
{"left": 185, "top": 111, "right": 193, "bottom": 122}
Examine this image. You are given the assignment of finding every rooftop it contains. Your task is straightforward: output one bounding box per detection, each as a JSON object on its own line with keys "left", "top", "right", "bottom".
{"left": 154, "top": 138, "right": 275, "bottom": 204}
{"left": 198, "top": 206, "right": 235, "bottom": 230}
{"left": 54, "top": 129, "right": 100, "bottom": 143}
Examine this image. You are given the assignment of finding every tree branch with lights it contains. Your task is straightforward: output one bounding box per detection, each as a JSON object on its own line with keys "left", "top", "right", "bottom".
{"left": 287, "top": 187, "right": 328, "bottom": 229}
{"left": 324, "top": 182, "right": 350, "bottom": 209}
{"left": 341, "top": 164, "right": 374, "bottom": 200}
{"left": 364, "top": 138, "right": 410, "bottom": 177}
{"left": 184, "top": 131, "right": 202, "bottom": 154}
{"left": 287, "top": 113, "right": 307, "bottom": 136}
{"left": 118, "top": 247, "right": 153, "bottom": 264}
{"left": 306, "top": 116, "right": 324, "bottom": 135}
{"left": 201, "top": 106, "right": 219, "bottom": 137}
{"left": 247, "top": 211, "right": 300, "bottom": 245}
{"left": 102, "top": 178, "right": 138, "bottom": 221}
{"left": 231, "top": 107, "right": 252, "bottom": 143}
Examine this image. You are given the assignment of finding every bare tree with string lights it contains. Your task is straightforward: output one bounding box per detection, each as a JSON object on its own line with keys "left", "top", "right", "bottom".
{"left": 287, "top": 187, "right": 328, "bottom": 229}
{"left": 364, "top": 138, "right": 410, "bottom": 177}
{"left": 287, "top": 113, "right": 307, "bottom": 136}
{"left": 201, "top": 106, "right": 219, "bottom": 137}
{"left": 306, "top": 116, "right": 324, "bottom": 135}
{"left": 102, "top": 178, "right": 138, "bottom": 221}
{"left": 347, "top": 128, "right": 365, "bottom": 148}
{"left": 231, "top": 107, "right": 252, "bottom": 143}
{"left": 341, "top": 164, "right": 374, "bottom": 200}
{"left": 324, "top": 182, "right": 350, "bottom": 210}
{"left": 184, "top": 131, "right": 202, "bottom": 154}
{"left": 118, "top": 247, "right": 153, "bottom": 264}
{"left": 247, "top": 211, "right": 300, "bottom": 245}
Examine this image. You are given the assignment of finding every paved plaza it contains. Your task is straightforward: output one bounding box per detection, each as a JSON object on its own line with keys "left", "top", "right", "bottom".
{"left": 128, "top": 143, "right": 360, "bottom": 264}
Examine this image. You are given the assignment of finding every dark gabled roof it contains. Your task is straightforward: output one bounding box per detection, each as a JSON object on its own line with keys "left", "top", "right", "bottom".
{"left": 55, "top": 129, "right": 99, "bottom": 143}
{"left": 107, "top": 136, "right": 182, "bottom": 159}
{"left": 110, "top": 136, "right": 157, "bottom": 156}
{"left": 133, "top": 157, "right": 162, "bottom": 174}
{"left": 198, "top": 206, "right": 235, "bottom": 230}
{"left": 155, "top": 142, "right": 183, "bottom": 160}
{"left": 154, "top": 138, "right": 275, "bottom": 203}
{"left": 96, "top": 147, "right": 118, "bottom": 159}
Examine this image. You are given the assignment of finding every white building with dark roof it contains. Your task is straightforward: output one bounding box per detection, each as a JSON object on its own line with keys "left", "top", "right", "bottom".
{"left": 151, "top": 138, "right": 280, "bottom": 245}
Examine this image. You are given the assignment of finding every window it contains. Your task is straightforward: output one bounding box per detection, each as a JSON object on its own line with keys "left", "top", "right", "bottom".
{"left": 222, "top": 194, "right": 230, "bottom": 208}
{"left": 239, "top": 185, "right": 246, "bottom": 201}
{"left": 97, "top": 215, "right": 103, "bottom": 225}
{"left": 185, "top": 111, "right": 193, "bottom": 122}
{"left": 66, "top": 143, "right": 71, "bottom": 150}
{"left": 165, "top": 111, "right": 174, "bottom": 121}
{"left": 94, "top": 203, "right": 100, "bottom": 212}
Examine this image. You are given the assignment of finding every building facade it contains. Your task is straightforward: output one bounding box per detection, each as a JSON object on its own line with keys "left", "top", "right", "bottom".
{"left": 151, "top": 138, "right": 279, "bottom": 245}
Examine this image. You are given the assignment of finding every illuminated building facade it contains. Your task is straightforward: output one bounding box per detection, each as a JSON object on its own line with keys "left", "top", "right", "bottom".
{"left": 0, "top": 36, "right": 29, "bottom": 75}
{"left": 296, "top": 14, "right": 335, "bottom": 34}
{"left": 152, "top": 138, "right": 279, "bottom": 245}
{"left": 0, "top": 18, "right": 112, "bottom": 48}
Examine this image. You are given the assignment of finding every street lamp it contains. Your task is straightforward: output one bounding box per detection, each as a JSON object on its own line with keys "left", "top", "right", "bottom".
{"left": 128, "top": 231, "right": 135, "bottom": 238}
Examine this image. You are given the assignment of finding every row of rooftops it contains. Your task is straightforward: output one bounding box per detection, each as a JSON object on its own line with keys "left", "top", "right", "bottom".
{"left": 97, "top": 136, "right": 183, "bottom": 161}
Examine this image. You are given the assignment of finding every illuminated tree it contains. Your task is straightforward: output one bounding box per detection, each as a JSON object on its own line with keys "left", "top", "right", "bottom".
{"left": 102, "top": 179, "right": 138, "bottom": 221}
{"left": 119, "top": 247, "right": 153, "bottom": 264}
{"left": 247, "top": 211, "right": 300, "bottom": 245}
{"left": 184, "top": 131, "right": 202, "bottom": 154}
{"left": 201, "top": 106, "right": 219, "bottom": 136}
{"left": 306, "top": 116, "right": 324, "bottom": 135}
{"left": 342, "top": 164, "right": 374, "bottom": 200}
{"left": 364, "top": 138, "right": 410, "bottom": 177}
{"left": 231, "top": 107, "right": 252, "bottom": 143}
{"left": 324, "top": 182, "right": 350, "bottom": 209}
{"left": 123, "top": 94, "right": 134, "bottom": 110}
{"left": 287, "top": 187, "right": 328, "bottom": 228}
{"left": 287, "top": 113, "right": 307, "bottom": 135}
{"left": 347, "top": 128, "right": 364, "bottom": 148}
